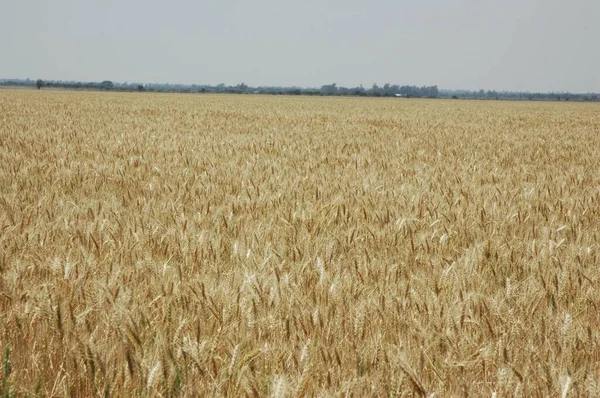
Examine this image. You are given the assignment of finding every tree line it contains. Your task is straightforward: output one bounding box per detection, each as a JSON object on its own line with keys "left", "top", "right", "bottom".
{"left": 440, "top": 88, "right": 599, "bottom": 102}
{"left": 1, "top": 78, "right": 598, "bottom": 101}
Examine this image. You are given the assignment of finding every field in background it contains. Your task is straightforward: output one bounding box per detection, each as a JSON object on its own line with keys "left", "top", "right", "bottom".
{"left": 1, "top": 90, "right": 600, "bottom": 396}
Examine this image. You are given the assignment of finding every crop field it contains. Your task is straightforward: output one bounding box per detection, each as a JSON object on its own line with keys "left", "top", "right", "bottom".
{"left": 1, "top": 90, "right": 600, "bottom": 396}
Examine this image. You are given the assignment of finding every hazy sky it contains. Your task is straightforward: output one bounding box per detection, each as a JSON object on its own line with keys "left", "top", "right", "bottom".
{"left": 2, "top": 0, "right": 599, "bottom": 92}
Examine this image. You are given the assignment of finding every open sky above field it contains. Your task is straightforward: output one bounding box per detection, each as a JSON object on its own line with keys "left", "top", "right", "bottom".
{"left": 1, "top": 0, "right": 599, "bottom": 93}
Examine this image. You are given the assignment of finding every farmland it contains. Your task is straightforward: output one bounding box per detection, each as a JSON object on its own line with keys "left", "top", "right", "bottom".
{"left": 1, "top": 90, "right": 600, "bottom": 396}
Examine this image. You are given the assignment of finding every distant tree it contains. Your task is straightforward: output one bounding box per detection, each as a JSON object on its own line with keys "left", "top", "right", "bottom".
{"left": 383, "top": 83, "right": 395, "bottom": 96}
{"left": 36, "top": 79, "right": 44, "bottom": 90}
{"left": 320, "top": 83, "right": 338, "bottom": 95}
{"left": 137, "top": 85, "right": 145, "bottom": 92}
{"left": 347, "top": 85, "right": 366, "bottom": 96}
{"left": 371, "top": 83, "right": 381, "bottom": 96}
{"left": 426, "top": 85, "right": 439, "bottom": 98}
{"left": 101, "top": 81, "right": 114, "bottom": 90}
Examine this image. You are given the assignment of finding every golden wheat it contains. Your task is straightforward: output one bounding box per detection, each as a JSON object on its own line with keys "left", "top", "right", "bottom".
{"left": 1, "top": 89, "right": 600, "bottom": 396}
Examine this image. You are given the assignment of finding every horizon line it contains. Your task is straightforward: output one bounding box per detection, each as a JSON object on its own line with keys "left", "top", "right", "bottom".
{"left": 1, "top": 77, "right": 599, "bottom": 96}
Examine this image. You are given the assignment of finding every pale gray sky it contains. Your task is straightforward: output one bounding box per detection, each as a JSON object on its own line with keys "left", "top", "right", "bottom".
{"left": 1, "top": 0, "right": 599, "bottom": 92}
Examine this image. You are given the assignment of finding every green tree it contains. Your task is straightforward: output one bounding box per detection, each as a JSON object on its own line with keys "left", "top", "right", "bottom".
{"left": 36, "top": 79, "right": 44, "bottom": 90}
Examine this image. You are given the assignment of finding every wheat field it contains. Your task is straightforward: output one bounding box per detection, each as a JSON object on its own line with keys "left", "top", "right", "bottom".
{"left": 1, "top": 90, "right": 600, "bottom": 396}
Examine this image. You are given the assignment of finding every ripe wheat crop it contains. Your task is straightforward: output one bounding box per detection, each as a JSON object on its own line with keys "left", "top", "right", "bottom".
{"left": 1, "top": 90, "right": 600, "bottom": 396}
